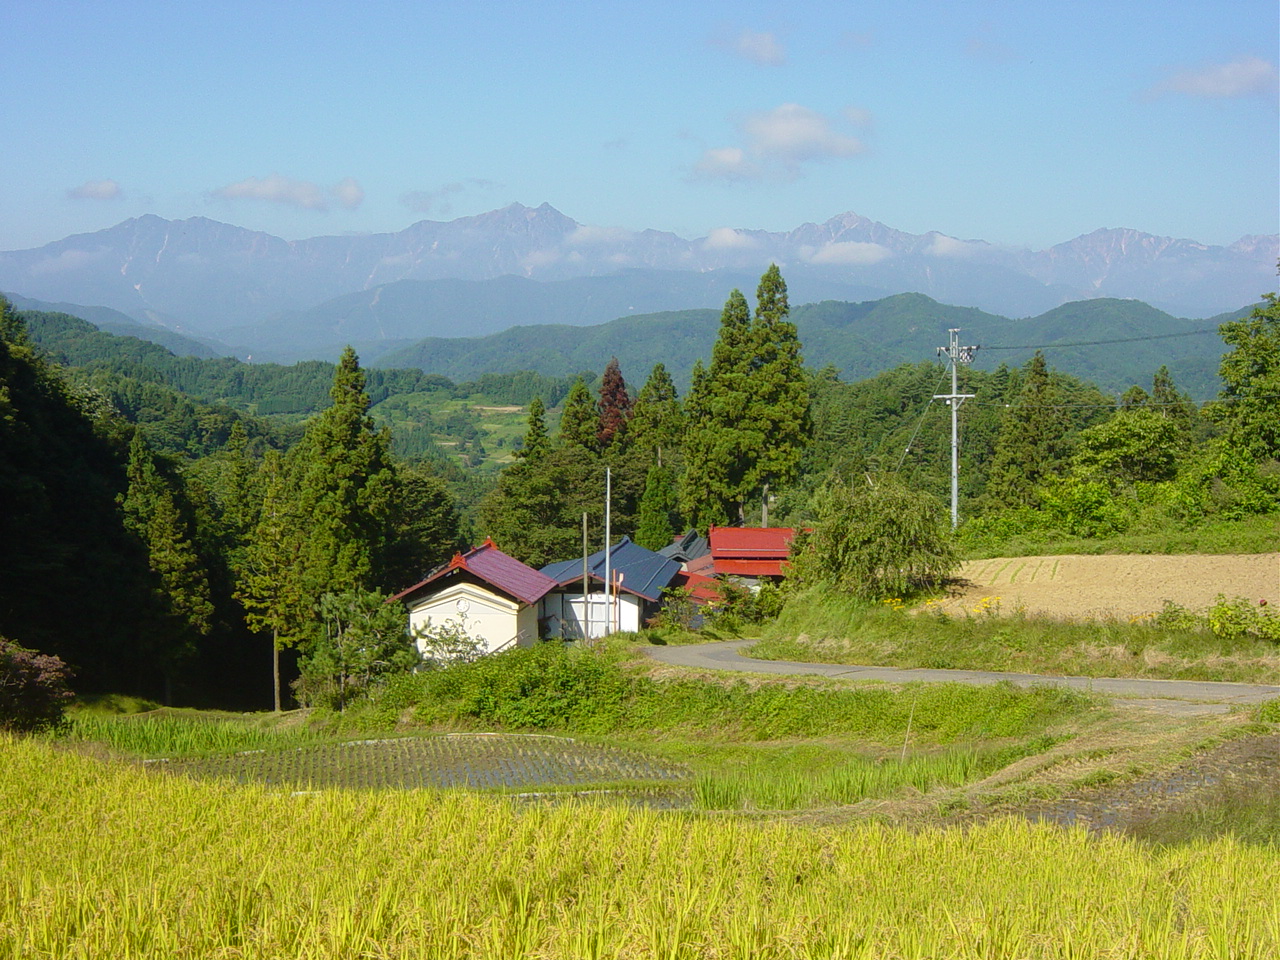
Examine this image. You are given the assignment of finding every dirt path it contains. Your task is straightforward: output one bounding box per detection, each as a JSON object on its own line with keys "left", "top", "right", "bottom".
{"left": 939, "top": 553, "right": 1279, "bottom": 621}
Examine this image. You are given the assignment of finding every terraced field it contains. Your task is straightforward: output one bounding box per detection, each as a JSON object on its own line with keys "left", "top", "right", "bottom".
{"left": 147, "top": 733, "right": 690, "bottom": 793}
{"left": 940, "top": 553, "right": 1279, "bottom": 620}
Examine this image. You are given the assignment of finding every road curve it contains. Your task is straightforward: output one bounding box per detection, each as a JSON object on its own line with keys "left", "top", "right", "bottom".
{"left": 644, "top": 640, "right": 1280, "bottom": 716}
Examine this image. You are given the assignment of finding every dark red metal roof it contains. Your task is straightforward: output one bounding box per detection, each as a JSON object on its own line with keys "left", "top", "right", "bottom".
{"left": 391, "top": 539, "right": 557, "bottom": 606}
{"left": 708, "top": 526, "right": 796, "bottom": 559}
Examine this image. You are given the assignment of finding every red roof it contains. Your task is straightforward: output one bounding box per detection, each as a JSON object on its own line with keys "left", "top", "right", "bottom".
{"left": 671, "top": 571, "right": 720, "bottom": 604}
{"left": 391, "top": 539, "right": 557, "bottom": 606}
{"left": 708, "top": 526, "right": 796, "bottom": 559}
{"left": 703, "top": 527, "right": 797, "bottom": 579}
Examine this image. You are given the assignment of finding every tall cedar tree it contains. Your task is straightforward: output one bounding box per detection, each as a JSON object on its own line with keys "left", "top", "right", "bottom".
{"left": 121, "top": 428, "right": 215, "bottom": 699}
{"left": 635, "top": 463, "right": 679, "bottom": 550}
{"left": 289, "top": 347, "right": 398, "bottom": 599}
{"left": 558, "top": 377, "right": 598, "bottom": 451}
{"left": 681, "top": 294, "right": 752, "bottom": 528}
{"left": 981, "top": 351, "right": 1069, "bottom": 510}
{"left": 628, "top": 363, "right": 684, "bottom": 468}
{"left": 518, "top": 396, "right": 551, "bottom": 461}
{"left": 746, "top": 264, "right": 809, "bottom": 509}
{"left": 681, "top": 266, "right": 810, "bottom": 529}
{"left": 596, "top": 357, "right": 633, "bottom": 449}
{"left": 237, "top": 449, "right": 305, "bottom": 711}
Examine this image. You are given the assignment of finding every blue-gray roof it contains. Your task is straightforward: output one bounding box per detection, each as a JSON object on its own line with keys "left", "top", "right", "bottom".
{"left": 658, "top": 529, "right": 709, "bottom": 563}
{"left": 540, "top": 537, "right": 682, "bottom": 602}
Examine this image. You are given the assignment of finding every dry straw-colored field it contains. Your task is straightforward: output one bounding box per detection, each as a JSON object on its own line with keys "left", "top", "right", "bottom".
{"left": 942, "top": 552, "right": 1280, "bottom": 620}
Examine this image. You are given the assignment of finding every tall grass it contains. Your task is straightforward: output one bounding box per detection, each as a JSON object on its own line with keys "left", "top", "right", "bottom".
{"left": 62, "top": 713, "right": 324, "bottom": 758}
{"left": 2, "top": 735, "right": 1276, "bottom": 959}
{"left": 369, "top": 642, "right": 1091, "bottom": 742}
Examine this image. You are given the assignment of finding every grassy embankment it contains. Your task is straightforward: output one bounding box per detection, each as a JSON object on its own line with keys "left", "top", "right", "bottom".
{"left": 4, "top": 732, "right": 1278, "bottom": 959}
{"left": 749, "top": 588, "right": 1280, "bottom": 684}
{"left": 58, "top": 644, "right": 1095, "bottom": 812}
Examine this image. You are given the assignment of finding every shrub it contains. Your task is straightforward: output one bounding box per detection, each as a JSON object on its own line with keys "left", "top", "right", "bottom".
{"left": 0, "top": 637, "right": 74, "bottom": 733}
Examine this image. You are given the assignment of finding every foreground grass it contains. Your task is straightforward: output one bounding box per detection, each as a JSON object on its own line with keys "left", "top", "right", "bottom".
{"left": 3, "top": 735, "right": 1276, "bottom": 959}
{"left": 752, "top": 593, "right": 1280, "bottom": 683}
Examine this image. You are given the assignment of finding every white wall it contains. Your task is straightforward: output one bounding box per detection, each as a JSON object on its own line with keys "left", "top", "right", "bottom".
{"left": 408, "top": 582, "right": 536, "bottom": 656}
{"left": 541, "top": 591, "right": 642, "bottom": 639}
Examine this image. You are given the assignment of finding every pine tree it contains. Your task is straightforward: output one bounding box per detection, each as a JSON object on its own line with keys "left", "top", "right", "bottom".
{"left": 596, "top": 357, "right": 632, "bottom": 449}
{"left": 557, "top": 377, "right": 598, "bottom": 451}
{"left": 518, "top": 396, "right": 551, "bottom": 461}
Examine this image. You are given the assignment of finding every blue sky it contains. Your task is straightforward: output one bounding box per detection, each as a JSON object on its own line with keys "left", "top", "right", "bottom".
{"left": 2, "top": 0, "right": 1276, "bottom": 252}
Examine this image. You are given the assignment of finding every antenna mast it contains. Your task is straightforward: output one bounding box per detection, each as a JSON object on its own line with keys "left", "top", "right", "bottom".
{"left": 935, "top": 329, "right": 978, "bottom": 529}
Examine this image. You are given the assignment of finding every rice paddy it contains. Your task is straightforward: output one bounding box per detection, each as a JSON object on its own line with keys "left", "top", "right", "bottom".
{"left": 2, "top": 734, "right": 1276, "bottom": 959}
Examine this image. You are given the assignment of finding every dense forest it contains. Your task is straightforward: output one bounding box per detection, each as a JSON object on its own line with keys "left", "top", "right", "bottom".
{"left": 2, "top": 271, "right": 1277, "bottom": 709}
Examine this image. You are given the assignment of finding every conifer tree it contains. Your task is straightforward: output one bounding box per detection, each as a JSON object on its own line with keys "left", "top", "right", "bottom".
{"left": 557, "top": 377, "right": 598, "bottom": 451}
{"left": 238, "top": 449, "right": 305, "bottom": 711}
{"left": 289, "top": 346, "right": 398, "bottom": 597}
{"left": 746, "top": 264, "right": 809, "bottom": 515}
{"left": 596, "top": 357, "right": 632, "bottom": 449}
{"left": 680, "top": 267, "right": 810, "bottom": 529}
{"left": 518, "top": 396, "right": 551, "bottom": 461}
{"left": 121, "top": 428, "right": 214, "bottom": 699}
{"left": 982, "top": 351, "right": 1069, "bottom": 510}
{"left": 635, "top": 463, "right": 679, "bottom": 550}
{"left": 628, "top": 362, "right": 684, "bottom": 467}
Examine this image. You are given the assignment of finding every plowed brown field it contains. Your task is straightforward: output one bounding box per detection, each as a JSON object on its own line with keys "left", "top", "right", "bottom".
{"left": 939, "top": 553, "right": 1280, "bottom": 620}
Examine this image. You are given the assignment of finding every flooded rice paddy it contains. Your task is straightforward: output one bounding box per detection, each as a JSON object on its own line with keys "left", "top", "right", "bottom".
{"left": 145, "top": 733, "right": 691, "bottom": 795}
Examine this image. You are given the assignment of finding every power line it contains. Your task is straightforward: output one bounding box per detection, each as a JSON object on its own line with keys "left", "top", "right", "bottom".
{"left": 972, "top": 392, "right": 1280, "bottom": 411}
{"left": 980, "top": 327, "right": 1221, "bottom": 352}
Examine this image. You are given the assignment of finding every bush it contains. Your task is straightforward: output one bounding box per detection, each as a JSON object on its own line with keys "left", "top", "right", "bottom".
{"left": 0, "top": 637, "right": 74, "bottom": 732}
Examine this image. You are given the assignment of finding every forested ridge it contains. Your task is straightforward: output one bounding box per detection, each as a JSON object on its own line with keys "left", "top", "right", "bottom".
{"left": 2, "top": 272, "right": 1277, "bottom": 709}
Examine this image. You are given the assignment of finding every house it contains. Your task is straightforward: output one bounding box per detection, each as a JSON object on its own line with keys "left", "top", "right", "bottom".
{"left": 540, "top": 537, "right": 682, "bottom": 639}
{"left": 391, "top": 539, "right": 558, "bottom": 656}
{"left": 685, "top": 526, "right": 798, "bottom": 585}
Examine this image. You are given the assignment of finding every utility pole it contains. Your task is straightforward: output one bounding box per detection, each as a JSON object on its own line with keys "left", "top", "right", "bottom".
{"left": 935, "top": 329, "right": 978, "bottom": 530}
{"left": 603, "top": 466, "right": 612, "bottom": 635}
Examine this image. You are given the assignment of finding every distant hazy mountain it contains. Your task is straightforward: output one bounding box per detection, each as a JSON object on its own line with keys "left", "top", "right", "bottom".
{"left": 0, "top": 205, "right": 1271, "bottom": 359}
{"left": 376, "top": 293, "right": 1247, "bottom": 398}
{"left": 4, "top": 292, "right": 232, "bottom": 359}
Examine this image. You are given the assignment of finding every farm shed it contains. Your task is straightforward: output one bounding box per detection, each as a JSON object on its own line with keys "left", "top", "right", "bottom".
{"left": 685, "top": 526, "right": 798, "bottom": 584}
{"left": 540, "top": 537, "right": 682, "bottom": 639}
{"left": 391, "top": 539, "right": 557, "bottom": 655}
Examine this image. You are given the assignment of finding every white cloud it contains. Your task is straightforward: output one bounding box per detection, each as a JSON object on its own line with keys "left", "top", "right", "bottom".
{"left": 703, "top": 227, "right": 761, "bottom": 250}
{"left": 1151, "top": 56, "right": 1278, "bottom": 99}
{"left": 731, "top": 30, "right": 786, "bottom": 66}
{"left": 810, "top": 241, "right": 891, "bottom": 266}
{"left": 400, "top": 179, "right": 497, "bottom": 216}
{"left": 67, "top": 179, "right": 121, "bottom": 200}
{"left": 332, "top": 177, "right": 365, "bottom": 210}
{"left": 693, "top": 104, "right": 868, "bottom": 182}
{"left": 568, "top": 224, "right": 636, "bottom": 246}
{"left": 692, "top": 146, "right": 759, "bottom": 181}
{"left": 742, "top": 103, "right": 864, "bottom": 166}
{"left": 925, "top": 235, "right": 976, "bottom": 259}
{"left": 210, "top": 174, "right": 366, "bottom": 212}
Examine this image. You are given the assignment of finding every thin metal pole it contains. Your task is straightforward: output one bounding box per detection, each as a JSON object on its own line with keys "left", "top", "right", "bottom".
{"left": 582, "top": 512, "right": 589, "bottom": 640}
{"left": 603, "top": 466, "right": 612, "bottom": 636}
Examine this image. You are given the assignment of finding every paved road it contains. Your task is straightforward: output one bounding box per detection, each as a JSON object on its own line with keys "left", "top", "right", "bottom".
{"left": 645, "top": 640, "right": 1280, "bottom": 716}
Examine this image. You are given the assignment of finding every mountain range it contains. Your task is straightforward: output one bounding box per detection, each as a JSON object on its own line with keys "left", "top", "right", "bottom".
{"left": 1, "top": 204, "right": 1273, "bottom": 363}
